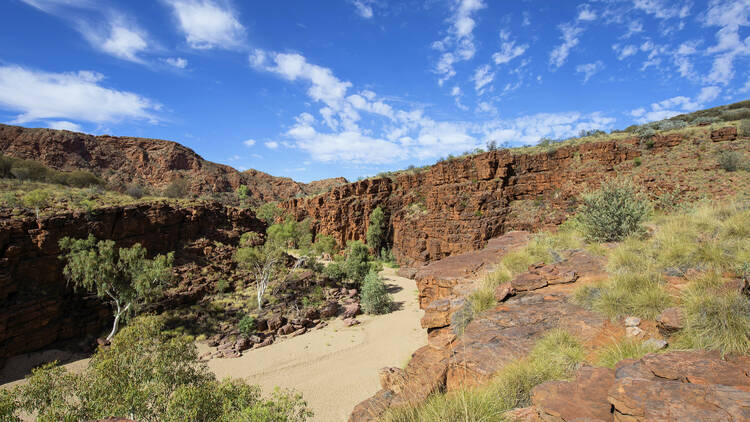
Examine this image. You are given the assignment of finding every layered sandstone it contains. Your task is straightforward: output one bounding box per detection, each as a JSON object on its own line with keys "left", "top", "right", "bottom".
{"left": 0, "top": 124, "right": 346, "bottom": 201}
{"left": 0, "top": 202, "right": 264, "bottom": 359}
{"left": 284, "top": 126, "right": 743, "bottom": 266}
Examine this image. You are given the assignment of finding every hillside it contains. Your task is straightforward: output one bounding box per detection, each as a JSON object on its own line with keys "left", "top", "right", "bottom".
{"left": 0, "top": 124, "right": 346, "bottom": 203}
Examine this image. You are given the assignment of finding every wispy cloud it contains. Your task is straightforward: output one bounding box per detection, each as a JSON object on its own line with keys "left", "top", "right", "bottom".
{"left": 350, "top": 0, "right": 374, "bottom": 19}
{"left": 431, "top": 0, "right": 486, "bottom": 86}
{"left": 550, "top": 23, "right": 583, "bottom": 68}
{"left": 0, "top": 64, "right": 160, "bottom": 126}
{"left": 576, "top": 61, "right": 604, "bottom": 83}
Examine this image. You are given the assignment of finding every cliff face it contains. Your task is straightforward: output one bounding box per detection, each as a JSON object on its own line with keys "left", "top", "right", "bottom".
{"left": 283, "top": 126, "right": 741, "bottom": 266}
{"left": 0, "top": 202, "right": 264, "bottom": 359}
{"left": 0, "top": 124, "right": 346, "bottom": 202}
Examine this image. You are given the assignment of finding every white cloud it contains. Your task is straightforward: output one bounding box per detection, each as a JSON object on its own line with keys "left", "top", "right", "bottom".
{"left": 432, "top": 0, "right": 486, "bottom": 86}
{"left": 472, "top": 64, "right": 494, "bottom": 92}
{"left": 165, "top": 0, "right": 245, "bottom": 50}
{"left": 20, "top": 0, "right": 151, "bottom": 63}
{"left": 623, "top": 20, "right": 644, "bottom": 38}
{"left": 633, "top": 0, "right": 691, "bottom": 20}
{"left": 630, "top": 88, "right": 721, "bottom": 123}
{"left": 265, "top": 141, "right": 279, "bottom": 149}
{"left": 613, "top": 44, "right": 638, "bottom": 60}
{"left": 47, "top": 120, "right": 82, "bottom": 131}
{"left": 575, "top": 61, "right": 604, "bottom": 83}
{"left": 243, "top": 139, "right": 256, "bottom": 147}
{"left": 0, "top": 65, "right": 159, "bottom": 125}
{"left": 350, "top": 0, "right": 374, "bottom": 18}
{"left": 704, "top": 0, "right": 750, "bottom": 85}
{"left": 577, "top": 7, "right": 597, "bottom": 21}
{"left": 165, "top": 57, "right": 188, "bottom": 68}
{"left": 492, "top": 30, "right": 528, "bottom": 65}
{"left": 550, "top": 23, "right": 583, "bottom": 68}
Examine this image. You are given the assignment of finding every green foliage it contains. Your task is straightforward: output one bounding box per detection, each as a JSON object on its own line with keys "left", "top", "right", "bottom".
{"left": 576, "top": 179, "right": 652, "bottom": 242}
{"left": 267, "top": 217, "right": 313, "bottom": 251}
{"left": 238, "top": 315, "right": 256, "bottom": 337}
{"left": 236, "top": 185, "right": 250, "bottom": 199}
{"left": 633, "top": 157, "right": 642, "bottom": 167}
{"left": 164, "top": 178, "right": 189, "bottom": 198}
{"left": 65, "top": 170, "right": 103, "bottom": 188}
{"left": 0, "top": 388, "right": 19, "bottom": 422}
{"left": 6, "top": 316, "right": 312, "bottom": 422}
{"left": 253, "top": 202, "right": 283, "bottom": 225}
{"left": 0, "top": 154, "right": 12, "bottom": 179}
{"left": 301, "top": 286, "right": 325, "bottom": 308}
{"left": 361, "top": 270, "right": 393, "bottom": 314}
{"left": 345, "top": 241, "right": 371, "bottom": 284}
{"left": 366, "top": 206, "right": 388, "bottom": 256}
{"left": 215, "top": 278, "right": 230, "bottom": 293}
{"left": 382, "top": 330, "right": 583, "bottom": 422}
{"left": 675, "top": 273, "right": 750, "bottom": 355}
{"left": 312, "top": 234, "right": 338, "bottom": 257}
{"left": 740, "top": 119, "right": 750, "bottom": 137}
{"left": 234, "top": 235, "right": 287, "bottom": 310}
{"left": 322, "top": 258, "right": 347, "bottom": 282}
{"left": 59, "top": 235, "right": 174, "bottom": 339}
{"left": 717, "top": 150, "right": 743, "bottom": 172}
{"left": 596, "top": 338, "right": 662, "bottom": 368}
{"left": 23, "top": 188, "right": 50, "bottom": 217}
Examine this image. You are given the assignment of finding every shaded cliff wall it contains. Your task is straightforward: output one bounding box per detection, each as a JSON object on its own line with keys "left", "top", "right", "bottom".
{"left": 0, "top": 202, "right": 264, "bottom": 358}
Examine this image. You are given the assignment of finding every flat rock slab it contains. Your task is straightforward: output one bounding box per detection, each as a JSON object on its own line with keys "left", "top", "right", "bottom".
{"left": 532, "top": 366, "right": 615, "bottom": 422}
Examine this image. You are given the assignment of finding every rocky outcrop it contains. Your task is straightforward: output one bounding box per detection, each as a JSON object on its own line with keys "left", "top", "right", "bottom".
{"left": 0, "top": 124, "right": 346, "bottom": 201}
{"left": 284, "top": 126, "right": 746, "bottom": 266}
{"left": 0, "top": 202, "right": 264, "bottom": 359}
{"left": 527, "top": 350, "right": 750, "bottom": 421}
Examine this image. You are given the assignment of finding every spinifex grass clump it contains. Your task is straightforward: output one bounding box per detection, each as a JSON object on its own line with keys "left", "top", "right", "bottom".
{"left": 381, "top": 329, "right": 584, "bottom": 422}
{"left": 595, "top": 337, "right": 663, "bottom": 368}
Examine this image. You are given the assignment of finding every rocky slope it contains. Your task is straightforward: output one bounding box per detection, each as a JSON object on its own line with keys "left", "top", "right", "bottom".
{"left": 0, "top": 124, "right": 346, "bottom": 202}
{"left": 283, "top": 125, "right": 746, "bottom": 266}
{"left": 0, "top": 202, "right": 264, "bottom": 360}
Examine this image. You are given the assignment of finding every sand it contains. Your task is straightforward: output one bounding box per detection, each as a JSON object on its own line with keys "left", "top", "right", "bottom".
{"left": 204, "top": 266, "right": 427, "bottom": 422}
{"left": 1, "top": 267, "right": 427, "bottom": 422}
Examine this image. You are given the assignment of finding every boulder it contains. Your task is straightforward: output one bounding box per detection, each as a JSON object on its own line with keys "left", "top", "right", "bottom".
{"left": 493, "top": 281, "right": 514, "bottom": 302}
{"left": 252, "top": 337, "right": 274, "bottom": 349}
{"left": 341, "top": 302, "right": 361, "bottom": 319}
{"left": 320, "top": 301, "right": 340, "bottom": 318}
{"left": 267, "top": 314, "right": 286, "bottom": 331}
{"left": 343, "top": 318, "right": 361, "bottom": 327}
{"left": 303, "top": 308, "right": 320, "bottom": 320}
{"left": 511, "top": 272, "right": 548, "bottom": 292}
{"left": 656, "top": 307, "right": 684, "bottom": 334}
{"left": 711, "top": 126, "right": 738, "bottom": 142}
{"left": 277, "top": 323, "right": 295, "bottom": 335}
{"left": 624, "top": 316, "right": 641, "bottom": 327}
{"left": 532, "top": 366, "right": 615, "bottom": 422}
{"left": 291, "top": 327, "right": 307, "bottom": 337}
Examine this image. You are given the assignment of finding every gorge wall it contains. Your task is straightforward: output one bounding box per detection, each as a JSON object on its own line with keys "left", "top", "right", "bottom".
{"left": 283, "top": 126, "right": 740, "bottom": 266}
{"left": 0, "top": 202, "right": 264, "bottom": 359}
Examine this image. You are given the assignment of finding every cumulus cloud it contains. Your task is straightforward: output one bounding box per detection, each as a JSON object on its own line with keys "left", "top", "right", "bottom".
{"left": 432, "top": 0, "right": 486, "bottom": 86}
{"left": 633, "top": 0, "right": 691, "bottom": 20}
{"left": 577, "top": 6, "right": 597, "bottom": 21}
{"left": 629, "top": 87, "right": 722, "bottom": 123}
{"left": 613, "top": 44, "right": 638, "bottom": 60}
{"left": 550, "top": 23, "right": 583, "bottom": 68}
{"left": 0, "top": 65, "right": 160, "bottom": 125}
{"left": 47, "top": 120, "right": 82, "bottom": 131}
{"left": 265, "top": 141, "right": 279, "bottom": 149}
{"left": 243, "top": 139, "right": 256, "bottom": 147}
{"left": 704, "top": 0, "right": 750, "bottom": 85}
{"left": 164, "top": 0, "right": 245, "bottom": 50}
{"left": 576, "top": 61, "right": 604, "bottom": 83}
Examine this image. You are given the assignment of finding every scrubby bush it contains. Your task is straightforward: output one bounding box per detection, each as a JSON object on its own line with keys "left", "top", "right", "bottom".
{"left": 267, "top": 217, "right": 313, "bottom": 252}
{"left": 323, "top": 257, "right": 347, "bottom": 282}
{"left": 366, "top": 206, "right": 388, "bottom": 256}
{"left": 5, "top": 316, "right": 312, "bottom": 421}
{"left": 721, "top": 108, "right": 750, "bottom": 121}
{"left": 382, "top": 330, "right": 583, "bottom": 422}
{"left": 236, "top": 184, "right": 250, "bottom": 200}
{"left": 65, "top": 170, "right": 103, "bottom": 188}
{"left": 361, "top": 270, "right": 393, "bottom": 314}
{"left": 22, "top": 189, "right": 49, "bottom": 218}
{"left": 576, "top": 179, "right": 651, "bottom": 242}
{"left": 717, "top": 150, "right": 743, "bottom": 172}
{"left": 0, "top": 155, "right": 12, "bottom": 179}
{"left": 164, "top": 178, "right": 189, "bottom": 198}
{"left": 344, "top": 241, "right": 371, "bottom": 284}
{"left": 238, "top": 315, "right": 256, "bottom": 337}
{"left": 0, "top": 389, "right": 18, "bottom": 422}
{"left": 312, "top": 234, "right": 338, "bottom": 257}
{"left": 126, "top": 182, "right": 145, "bottom": 199}
{"left": 253, "top": 202, "right": 283, "bottom": 225}
{"left": 10, "top": 159, "right": 49, "bottom": 181}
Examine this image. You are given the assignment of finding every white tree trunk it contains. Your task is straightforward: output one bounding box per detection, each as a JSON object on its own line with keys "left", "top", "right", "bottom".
{"left": 106, "top": 300, "right": 130, "bottom": 341}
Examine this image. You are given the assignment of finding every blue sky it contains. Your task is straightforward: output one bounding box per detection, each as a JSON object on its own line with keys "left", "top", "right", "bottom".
{"left": 0, "top": 0, "right": 748, "bottom": 182}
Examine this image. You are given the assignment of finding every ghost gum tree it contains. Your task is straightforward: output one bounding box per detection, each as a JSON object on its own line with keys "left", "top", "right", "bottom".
{"left": 234, "top": 232, "right": 288, "bottom": 310}
{"left": 59, "top": 234, "right": 174, "bottom": 341}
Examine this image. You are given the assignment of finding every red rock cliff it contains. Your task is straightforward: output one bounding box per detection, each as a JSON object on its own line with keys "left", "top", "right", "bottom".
{"left": 0, "top": 202, "right": 264, "bottom": 359}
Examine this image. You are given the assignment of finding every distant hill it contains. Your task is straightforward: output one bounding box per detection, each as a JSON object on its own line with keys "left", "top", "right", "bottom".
{"left": 0, "top": 124, "right": 346, "bottom": 203}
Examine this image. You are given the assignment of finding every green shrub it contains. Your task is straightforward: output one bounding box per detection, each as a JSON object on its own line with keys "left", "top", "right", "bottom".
{"left": 323, "top": 259, "right": 347, "bottom": 282}
{"left": 10, "top": 159, "right": 50, "bottom": 181}
{"left": 361, "top": 270, "right": 393, "bottom": 314}
{"left": 366, "top": 206, "right": 388, "bottom": 256}
{"left": 633, "top": 157, "right": 642, "bottom": 167}
{"left": 344, "top": 241, "right": 371, "bottom": 284}
{"left": 64, "top": 170, "right": 103, "bottom": 188}
{"left": 0, "top": 155, "right": 12, "bottom": 179}
{"left": 23, "top": 189, "right": 49, "bottom": 218}
{"left": 717, "top": 150, "right": 743, "bottom": 172}
{"left": 6, "top": 316, "right": 312, "bottom": 421}
{"left": 253, "top": 202, "right": 283, "bottom": 225}
{"left": 164, "top": 178, "right": 189, "bottom": 198}
{"left": 676, "top": 273, "right": 750, "bottom": 355}
{"left": 596, "top": 338, "right": 662, "bottom": 368}
{"left": 0, "top": 388, "right": 18, "bottom": 422}
{"left": 238, "top": 315, "right": 256, "bottom": 337}
{"left": 301, "top": 285, "right": 325, "bottom": 308}
{"left": 312, "top": 234, "right": 338, "bottom": 257}
{"left": 382, "top": 330, "right": 583, "bottom": 422}
{"left": 576, "top": 179, "right": 652, "bottom": 242}
{"left": 267, "top": 217, "right": 313, "bottom": 251}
